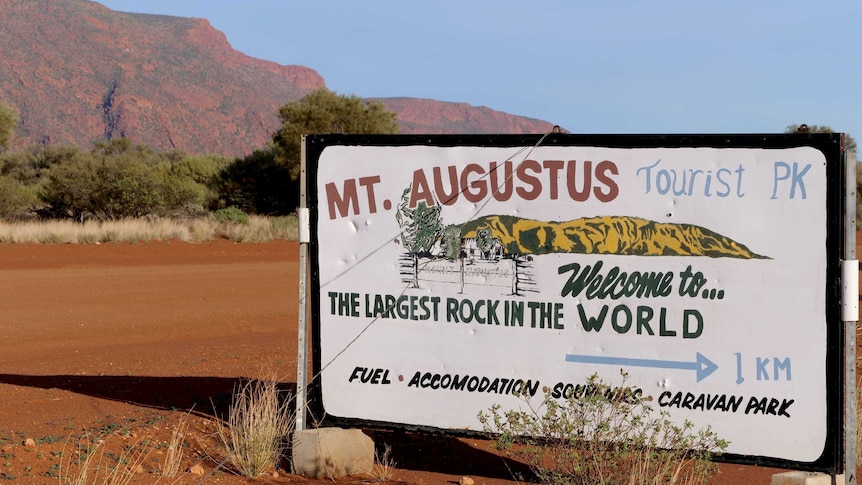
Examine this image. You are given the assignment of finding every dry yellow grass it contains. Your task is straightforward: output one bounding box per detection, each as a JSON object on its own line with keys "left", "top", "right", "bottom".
{"left": 60, "top": 434, "right": 156, "bottom": 485}
{"left": 161, "top": 411, "right": 191, "bottom": 479}
{"left": 0, "top": 215, "right": 297, "bottom": 244}
{"left": 214, "top": 376, "right": 294, "bottom": 478}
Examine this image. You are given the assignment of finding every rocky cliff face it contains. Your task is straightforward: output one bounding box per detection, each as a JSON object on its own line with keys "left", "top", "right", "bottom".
{"left": 378, "top": 98, "right": 557, "bottom": 135}
{"left": 0, "top": 0, "right": 557, "bottom": 157}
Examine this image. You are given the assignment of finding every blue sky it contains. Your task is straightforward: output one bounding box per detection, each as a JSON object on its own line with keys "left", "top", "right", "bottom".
{"left": 98, "top": 0, "right": 861, "bottom": 143}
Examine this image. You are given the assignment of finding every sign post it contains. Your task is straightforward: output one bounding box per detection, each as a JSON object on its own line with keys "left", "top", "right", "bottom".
{"left": 295, "top": 135, "right": 310, "bottom": 431}
{"left": 303, "top": 133, "right": 845, "bottom": 471}
{"left": 844, "top": 146, "right": 857, "bottom": 483}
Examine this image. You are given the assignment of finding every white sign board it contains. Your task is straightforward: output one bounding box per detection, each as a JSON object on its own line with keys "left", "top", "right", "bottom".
{"left": 307, "top": 134, "right": 842, "bottom": 470}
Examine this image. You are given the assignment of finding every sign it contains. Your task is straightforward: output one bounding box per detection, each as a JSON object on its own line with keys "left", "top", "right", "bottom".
{"left": 306, "top": 133, "right": 843, "bottom": 471}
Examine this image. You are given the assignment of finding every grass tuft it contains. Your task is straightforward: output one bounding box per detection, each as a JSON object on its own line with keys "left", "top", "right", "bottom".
{"left": 214, "top": 377, "right": 294, "bottom": 478}
{"left": 161, "top": 411, "right": 191, "bottom": 479}
{"left": 59, "top": 433, "right": 153, "bottom": 485}
{"left": 369, "top": 444, "right": 396, "bottom": 482}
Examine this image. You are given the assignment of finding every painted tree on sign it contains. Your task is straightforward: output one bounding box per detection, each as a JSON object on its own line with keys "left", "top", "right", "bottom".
{"left": 475, "top": 227, "right": 494, "bottom": 259}
{"left": 440, "top": 224, "right": 463, "bottom": 260}
{"left": 396, "top": 187, "right": 443, "bottom": 255}
{"left": 396, "top": 187, "right": 443, "bottom": 287}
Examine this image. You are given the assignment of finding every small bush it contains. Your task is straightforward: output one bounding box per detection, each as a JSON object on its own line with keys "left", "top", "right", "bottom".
{"left": 215, "top": 377, "right": 294, "bottom": 478}
{"left": 213, "top": 206, "right": 249, "bottom": 225}
{"left": 478, "top": 372, "right": 727, "bottom": 485}
{"left": 213, "top": 148, "right": 299, "bottom": 215}
{"left": 0, "top": 175, "right": 35, "bottom": 218}
{"left": 40, "top": 157, "right": 199, "bottom": 220}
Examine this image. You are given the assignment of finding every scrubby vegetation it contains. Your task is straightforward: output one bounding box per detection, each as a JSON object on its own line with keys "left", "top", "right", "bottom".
{"left": 0, "top": 89, "right": 399, "bottom": 239}
{"left": 214, "top": 377, "right": 294, "bottom": 478}
{"left": 0, "top": 132, "right": 299, "bottom": 242}
{"left": 0, "top": 139, "right": 258, "bottom": 223}
{"left": 479, "top": 372, "right": 728, "bottom": 485}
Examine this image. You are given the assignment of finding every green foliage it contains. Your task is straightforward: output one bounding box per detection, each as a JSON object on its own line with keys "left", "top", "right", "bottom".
{"left": 40, "top": 157, "right": 100, "bottom": 219}
{"left": 396, "top": 186, "right": 443, "bottom": 255}
{"left": 213, "top": 206, "right": 250, "bottom": 225}
{"left": 0, "top": 140, "right": 240, "bottom": 220}
{"left": 215, "top": 89, "right": 399, "bottom": 217}
{"left": 91, "top": 137, "right": 136, "bottom": 158}
{"left": 0, "top": 102, "right": 17, "bottom": 152}
{"left": 478, "top": 372, "right": 727, "bottom": 485}
{"left": 0, "top": 144, "right": 86, "bottom": 186}
{"left": 272, "top": 88, "right": 400, "bottom": 180}
{"left": 214, "top": 148, "right": 298, "bottom": 215}
{"left": 170, "top": 153, "right": 232, "bottom": 185}
{"left": 476, "top": 227, "right": 494, "bottom": 255}
{"left": 0, "top": 176, "right": 34, "bottom": 219}
{"left": 440, "top": 224, "right": 463, "bottom": 260}
{"left": 40, "top": 148, "right": 200, "bottom": 220}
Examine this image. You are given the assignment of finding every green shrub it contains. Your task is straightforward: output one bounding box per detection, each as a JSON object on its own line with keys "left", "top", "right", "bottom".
{"left": 40, "top": 156, "right": 199, "bottom": 220}
{"left": 213, "top": 149, "right": 299, "bottom": 215}
{"left": 478, "top": 372, "right": 727, "bottom": 485}
{"left": 213, "top": 206, "right": 249, "bottom": 225}
{"left": 0, "top": 144, "right": 85, "bottom": 186}
{"left": 169, "top": 154, "right": 232, "bottom": 208}
{"left": 0, "top": 175, "right": 35, "bottom": 218}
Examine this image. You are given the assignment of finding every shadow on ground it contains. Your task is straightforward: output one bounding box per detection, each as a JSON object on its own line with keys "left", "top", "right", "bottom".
{"left": 0, "top": 374, "right": 532, "bottom": 482}
{"left": 364, "top": 429, "right": 534, "bottom": 482}
{"left": 0, "top": 373, "right": 291, "bottom": 418}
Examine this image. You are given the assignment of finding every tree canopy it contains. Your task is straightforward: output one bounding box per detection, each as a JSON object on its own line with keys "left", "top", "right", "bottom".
{"left": 0, "top": 101, "right": 18, "bottom": 152}
{"left": 272, "top": 89, "right": 400, "bottom": 180}
{"left": 214, "top": 89, "right": 400, "bottom": 215}
{"left": 785, "top": 124, "right": 857, "bottom": 157}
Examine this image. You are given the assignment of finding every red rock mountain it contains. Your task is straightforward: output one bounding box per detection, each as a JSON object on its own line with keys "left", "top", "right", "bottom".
{"left": 0, "top": 0, "right": 557, "bottom": 157}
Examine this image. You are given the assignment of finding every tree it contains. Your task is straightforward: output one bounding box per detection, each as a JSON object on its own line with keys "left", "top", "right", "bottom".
{"left": 0, "top": 102, "right": 18, "bottom": 152}
{"left": 41, "top": 152, "right": 199, "bottom": 220}
{"left": 215, "top": 89, "right": 400, "bottom": 215}
{"left": 396, "top": 186, "right": 443, "bottom": 288}
{"left": 475, "top": 227, "right": 495, "bottom": 259}
{"left": 214, "top": 148, "right": 297, "bottom": 215}
{"left": 439, "top": 224, "right": 463, "bottom": 260}
{"left": 396, "top": 186, "right": 443, "bottom": 256}
{"left": 785, "top": 124, "right": 856, "bottom": 157}
{"left": 272, "top": 89, "right": 400, "bottom": 180}
{"left": 0, "top": 175, "right": 34, "bottom": 219}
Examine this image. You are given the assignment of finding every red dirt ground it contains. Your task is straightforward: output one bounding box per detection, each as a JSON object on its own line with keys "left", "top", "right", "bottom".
{"left": 0, "top": 239, "right": 846, "bottom": 484}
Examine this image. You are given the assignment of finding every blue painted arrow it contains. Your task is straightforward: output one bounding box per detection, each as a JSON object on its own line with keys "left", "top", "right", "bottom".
{"left": 565, "top": 352, "right": 718, "bottom": 382}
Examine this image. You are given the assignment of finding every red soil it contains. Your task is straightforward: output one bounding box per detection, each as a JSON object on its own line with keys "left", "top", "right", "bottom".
{"left": 0, "top": 240, "right": 837, "bottom": 483}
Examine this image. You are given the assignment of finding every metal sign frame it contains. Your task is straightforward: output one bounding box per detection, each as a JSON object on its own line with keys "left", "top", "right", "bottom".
{"left": 300, "top": 132, "right": 846, "bottom": 473}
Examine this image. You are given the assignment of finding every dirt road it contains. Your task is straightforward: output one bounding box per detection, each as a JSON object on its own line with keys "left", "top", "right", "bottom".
{"left": 0, "top": 240, "right": 809, "bottom": 483}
